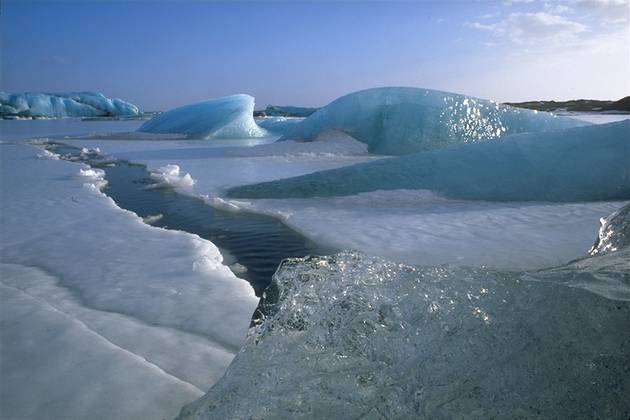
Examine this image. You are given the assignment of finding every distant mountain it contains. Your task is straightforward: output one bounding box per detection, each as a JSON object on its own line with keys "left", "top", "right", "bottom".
{"left": 505, "top": 97, "right": 630, "bottom": 113}
{"left": 604, "top": 97, "right": 630, "bottom": 112}
{"left": 254, "top": 105, "right": 319, "bottom": 118}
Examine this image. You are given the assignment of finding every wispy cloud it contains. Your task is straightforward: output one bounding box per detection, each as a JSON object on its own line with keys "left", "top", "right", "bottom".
{"left": 467, "top": 12, "right": 588, "bottom": 44}
{"left": 572, "top": 0, "right": 630, "bottom": 25}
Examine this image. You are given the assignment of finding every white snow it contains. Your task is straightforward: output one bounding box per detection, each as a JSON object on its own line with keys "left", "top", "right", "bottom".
{"left": 0, "top": 143, "right": 257, "bottom": 419}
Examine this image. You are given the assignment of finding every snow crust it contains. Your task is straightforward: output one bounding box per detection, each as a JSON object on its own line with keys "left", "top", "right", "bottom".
{"left": 281, "top": 87, "right": 589, "bottom": 155}
{"left": 230, "top": 120, "right": 630, "bottom": 202}
{"left": 138, "top": 94, "right": 269, "bottom": 139}
{"left": 0, "top": 91, "right": 139, "bottom": 118}
{"left": 0, "top": 143, "right": 257, "bottom": 419}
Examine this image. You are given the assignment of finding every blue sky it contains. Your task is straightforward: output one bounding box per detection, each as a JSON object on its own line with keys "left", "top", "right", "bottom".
{"left": 1, "top": 0, "right": 628, "bottom": 110}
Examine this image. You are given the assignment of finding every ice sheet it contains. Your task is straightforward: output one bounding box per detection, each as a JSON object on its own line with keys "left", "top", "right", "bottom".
{"left": 0, "top": 143, "right": 257, "bottom": 419}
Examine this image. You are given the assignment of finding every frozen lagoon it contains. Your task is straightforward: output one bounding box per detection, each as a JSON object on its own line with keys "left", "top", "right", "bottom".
{"left": 1, "top": 109, "right": 629, "bottom": 419}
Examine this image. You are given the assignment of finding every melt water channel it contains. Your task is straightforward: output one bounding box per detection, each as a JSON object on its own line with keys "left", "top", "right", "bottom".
{"left": 41, "top": 141, "right": 331, "bottom": 298}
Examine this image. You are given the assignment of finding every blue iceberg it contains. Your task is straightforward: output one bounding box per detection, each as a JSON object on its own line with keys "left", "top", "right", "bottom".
{"left": 138, "top": 94, "right": 269, "bottom": 139}
{"left": 256, "top": 117, "right": 305, "bottom": 136}
{"left": 281, "top": 87, "right": 589, "bottom": 155}
{"left": 229, "top": 120, "right": 630, "bottom": 202}
{"left": 0, "top": 91, "right": 139, "bottom": 118}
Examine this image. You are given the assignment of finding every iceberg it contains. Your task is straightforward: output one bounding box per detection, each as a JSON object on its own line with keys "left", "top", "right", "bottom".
{"left": 256, "top": 116, "right": 305, "bottom": 136}
{"left": 178, "top": 209, "right": 630, "bottom": 419}
{"left": 229, "top": 120, "right": 630, "bottom": 202}
{"left": 0, "top": 91, "right": 139, "bottom": 118}
{"left": 281, "top": 87, "right": 589, "bottom": 155}
{"left": 138, "top": 94, "right": 269, "bottom": 139}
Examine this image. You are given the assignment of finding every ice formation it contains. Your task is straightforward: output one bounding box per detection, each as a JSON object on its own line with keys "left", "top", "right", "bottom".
{"left": 138, "top": 94, "right": 269, "bottom": 139}
{"left": 281, "top": 87, "right": 589, "bottom": 155}
{"left": 589, "top": 204, "right": 630, "bottom": 255}
{"left": 0, "top": 91, "right": 139, "bottom": 118}
{"left": 229, "top": 120, "right": 630, "bottom": 202}
{"left": 179, "top": 205, "right": 630, "bottom": 418}
{"left": 150, "top": 164, "right": 196, "bottom": 191}
{"left": 256, "top": 116, "right": 305, "bottom": 136}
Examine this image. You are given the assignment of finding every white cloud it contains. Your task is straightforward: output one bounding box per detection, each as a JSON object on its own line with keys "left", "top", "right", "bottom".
{"left": 467, "top": 12, "right": 588, "bottom": 44}
{"left": 543, "top": 3, "right": 572, "bottom": 13}
{"left": 502, "top": 0, "right": 536, "bottom": 5}
{"left": 572, "top": 0, "right": 630, "bottom": 24}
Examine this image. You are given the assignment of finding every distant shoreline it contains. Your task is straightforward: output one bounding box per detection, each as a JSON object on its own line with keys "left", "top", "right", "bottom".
{"left": 505, "top": 96, "right": 630, "bottom": 113}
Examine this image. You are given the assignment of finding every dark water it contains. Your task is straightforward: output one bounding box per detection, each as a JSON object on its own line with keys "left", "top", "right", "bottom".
{"left": 43, "top": 141, "right": 330, "bottom": 296}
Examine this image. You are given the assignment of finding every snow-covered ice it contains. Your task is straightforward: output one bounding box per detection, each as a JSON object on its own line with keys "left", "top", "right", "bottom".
{"left": 138, "top": 94, "right": 269, "bottom": 139}
{"left": 281, "top": 87, "right": 589, "bottom": 155}
{"left": 0, "top": 91, "right": 139, "bottom": 118}
{"left": 0, "top": 143, "right": 257, "bottom": 419}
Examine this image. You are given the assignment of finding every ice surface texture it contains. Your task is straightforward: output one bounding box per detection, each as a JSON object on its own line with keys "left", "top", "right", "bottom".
{"left": 281, "top": 87, "right": 588, "bottom": 155}
{"left": 230, "top": 120, "right": 630, "bottom": 202}
{"left": 256, "top": 116, "right": 305, "bottom": 136}
{"left": 179, "top": 211, "right": 630, "bottom": 419}
{"left": 138, "top": 94, "right": 269, "bottom": 139}
{"left": 589, "top": 204, "right": 630, "bottom": 255}
{"left": 0, "top": 91, "right": 139, "bottom": 118}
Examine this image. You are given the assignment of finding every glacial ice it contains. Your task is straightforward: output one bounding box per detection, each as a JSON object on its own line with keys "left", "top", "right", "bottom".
{"left": 178, "top": 207, "right": 630, "bottom": 419}
{"left": 0, "top": 91, "right": 139, "bottom": 118}
{"left": 229, "top": 120, "right": 630, "bottom": 202}
{"left": 589, "top": 204, "right": 630, "bottom": 255}
{"left": 281, "top": 87, "right": 589, "bottom": 155}
{"left": 138, "top": 94, "right": 269, "bottom": 139}
{"left": 256, "top": 116, "right": 305, "bottom": 136}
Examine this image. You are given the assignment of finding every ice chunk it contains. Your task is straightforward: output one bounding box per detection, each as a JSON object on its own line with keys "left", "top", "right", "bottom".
{"left": 256, "top": 116, "right": 304, "bottom": 136}
{"left": 589, "top": 204, "right": 630, "bottom": 255}
{"left": 138, "top": 94, "right": 269, "bottom": 139}
{"left": 0, "top": 91, "right": 139, "bottom": 118}
{"left": 281, "top": 87, "right": 589, "bottom": 155}
{"left": 178, "top": 246, "right": 630, "bottom": 419}
{"left": 229, "top": 120, "right": 630, "bottom": 202}
{"left": 150, "top": 164, "right": 196, "bottom": 191}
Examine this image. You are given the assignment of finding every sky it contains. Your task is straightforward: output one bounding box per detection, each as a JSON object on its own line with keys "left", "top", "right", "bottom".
{"left": 1, "top": 0, "right": 629, "bottom": 110}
